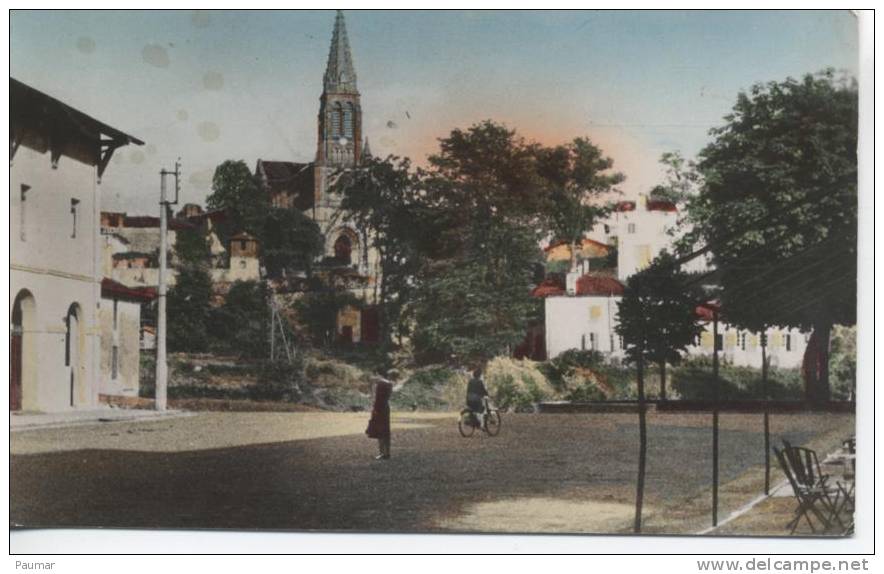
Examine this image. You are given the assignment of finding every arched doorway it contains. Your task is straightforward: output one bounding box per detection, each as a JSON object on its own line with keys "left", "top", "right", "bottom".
{"left": 334, "top": 234, "right": 353, "bottom": 265}
{"left": 65, "top": 303, "right": 83, "bottom": 407}
{"left": 11, "top": 290, "right": 36, "bottom": 411}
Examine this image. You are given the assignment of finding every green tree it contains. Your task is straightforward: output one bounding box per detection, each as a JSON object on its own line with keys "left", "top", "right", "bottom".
{"left": 262, "top": 207, "right": 324, "bottom": 278}
{"left": 210, "top": 280, "right": 270, "bottom": 358}
{"left": 294, "top": 277, "right": 362, "bottom": 348}
{"left": 615, "top": 252, "right": 701, "bottom": 533}
{"left": 334, "top": 155, "right": 424, "bottom": 346}
{"left": 167, "top": 226, "right": 214, "bottom": 352}
{"left": 206, "top": 160, "right": 267, "bottom": 244}
{"left": 410, "top": 224, "right": 543, "bottom": 365}
{"left": 649, "top": 151, "right": 700, "bottom": 204}
{"left": 615, "top": 252, "right": 704, "bottom": 400}
{"left": 537, "top": 137, "right": 624, "bottom": 270}
{"left": 407, "top": 122, "right": 547, "bottom": 365}
{"left": 689, "top": 70, "right": 857, "bottom": 402}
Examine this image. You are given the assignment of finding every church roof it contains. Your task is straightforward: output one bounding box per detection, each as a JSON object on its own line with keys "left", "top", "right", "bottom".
{"left": 256, "top": 159, "right": 315, "bottom": 211}
{"left": 323, "top": 10, "right": 358, "bottom": 95}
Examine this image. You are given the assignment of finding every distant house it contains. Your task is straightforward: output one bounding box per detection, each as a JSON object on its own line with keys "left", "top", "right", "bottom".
{"left": 101, "top": 205, "right": 257, "bottom": 294}
{"left": 10, "top": 78, "right": 143, "bottom": 412}
{"left": 539, "top": 271, "right": 627, "bottom": 359}
{"left": 537, "top": 194, "right": 808, "bottom": 369}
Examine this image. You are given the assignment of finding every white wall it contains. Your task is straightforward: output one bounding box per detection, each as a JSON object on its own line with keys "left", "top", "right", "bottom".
{"left": 545, "top": 295, "right": 625, "bottom": 359}
{"left": 212, "top": 257, "right": 260, "bottom": 283}
{"left": 11, "top": 147, "right": 101, "bottom": 411}
{"left": 545, "top": 290, "right": 808, "bottom": 370}
{"left": 609, "top": 204, "right": 679, "bottom": 281}
{"left": 99, "top": 298, "right": 142, "bottom": 397}
{"left": 686, "top": 323, "right": 808, "bottom": 369}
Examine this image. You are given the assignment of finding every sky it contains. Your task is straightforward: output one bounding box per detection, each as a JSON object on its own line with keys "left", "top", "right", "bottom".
{"left": 10, "top": 10, "right": 858, "bottom": 215}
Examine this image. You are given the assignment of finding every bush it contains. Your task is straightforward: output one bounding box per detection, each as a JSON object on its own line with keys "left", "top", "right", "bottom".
{"left": 595, "top": 361, "right": 637, "bottom": 399}
{"left": 829, "top": 325, "right": 856, "bottom": 401}
{"left": 210, "top": 280, "right": 270, "bottom": 358}
{"left": 139, "top": 354, "right": 156, "bottom": 398}
{"left": 255, "top": 357, "right": 306, "bottom": 401}
{"left": 671, "top": 357, "right": 803, "bottom": 401}
{"left": 539, "top": 350, "right": 627, "bottom": 400}
{"left": 391, "top": 366, "right": 463, "bottom": 411}
{"left": 539, "top": 349, "right": 605, "bottom": 391}
{"left": 485, "top": 358, "right": 554, "bottom": 411}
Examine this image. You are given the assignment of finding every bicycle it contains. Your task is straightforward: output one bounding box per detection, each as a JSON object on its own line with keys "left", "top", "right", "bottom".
{"left": 458, "top": 397, "right": 502, "bottom": 437}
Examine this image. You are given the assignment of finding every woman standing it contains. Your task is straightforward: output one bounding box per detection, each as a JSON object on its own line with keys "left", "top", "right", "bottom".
{"left": 366, "top": 370, "right": 395, "bottom": 460}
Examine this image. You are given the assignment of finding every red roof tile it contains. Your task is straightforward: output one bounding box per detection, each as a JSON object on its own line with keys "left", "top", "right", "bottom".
{"left": 101, "top": 278, "right": 157, "bottom": 302}
{"left": 647, "top": 199, "right": 678, "bottom": 212}
{"left": 531, "top": 276, "right": 566, "bottom": 298}
{"left": 575, "top": 275, "right": 625, "bottom": 296}
{"left": 695, "top": 301, "right": 721, "bottom": 321}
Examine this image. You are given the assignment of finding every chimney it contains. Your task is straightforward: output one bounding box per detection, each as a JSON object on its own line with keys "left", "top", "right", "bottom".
{"left": 566, "top": 269, "right": 580, "bottom": 295}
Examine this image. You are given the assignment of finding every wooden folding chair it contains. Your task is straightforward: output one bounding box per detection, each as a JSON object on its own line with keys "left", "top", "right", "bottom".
{"left": 782, "top": 441, "right": 847, "bottom": 525}
{"left": 774, "top": 446, "right": 842, "bottom": 534}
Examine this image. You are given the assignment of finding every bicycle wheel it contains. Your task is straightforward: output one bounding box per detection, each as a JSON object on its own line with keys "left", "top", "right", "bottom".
{"left": 484, "top": 410, "right": 502, "bottom": 436}
{"left": 458, "top": 410, "right": 476, "bottom": 437}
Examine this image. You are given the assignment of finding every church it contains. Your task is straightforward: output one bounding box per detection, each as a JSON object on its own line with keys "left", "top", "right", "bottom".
{"left": 255, "top": 11, "right": 380, "bottom": 344}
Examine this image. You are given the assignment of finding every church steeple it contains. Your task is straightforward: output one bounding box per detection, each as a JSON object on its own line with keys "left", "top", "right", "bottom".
{"left": 323, "top": 10, "right": 358, "bottom": 96}
{"left": 315, "top": 10, "right": 363, "bottom": 207}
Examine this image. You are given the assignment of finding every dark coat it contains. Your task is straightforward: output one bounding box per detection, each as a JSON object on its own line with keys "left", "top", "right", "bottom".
{"left": 366, "top": 379, "right": 393, "bottom": 439}
{"left": 466, "top": 376, "right": 488, "bottom": 412}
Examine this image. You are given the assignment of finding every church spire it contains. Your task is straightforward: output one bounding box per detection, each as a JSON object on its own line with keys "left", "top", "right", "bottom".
{"left": 323, "top": 10, "right": 358, "bottom": 95}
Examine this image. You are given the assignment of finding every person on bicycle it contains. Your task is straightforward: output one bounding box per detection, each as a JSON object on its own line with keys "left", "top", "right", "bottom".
{"left": 466, "top": 367, "right": 488, "bottom": 428}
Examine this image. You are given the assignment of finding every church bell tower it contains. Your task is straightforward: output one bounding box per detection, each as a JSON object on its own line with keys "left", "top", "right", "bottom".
{"left": 315, "top": 10, "right": 362, "bottom": 211}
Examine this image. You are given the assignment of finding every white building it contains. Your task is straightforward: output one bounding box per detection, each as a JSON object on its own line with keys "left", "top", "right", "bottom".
{"left": 10, "top": 78, "right": 143, "bottom": 412}
{"left": 542, "top": 194, "right": 807, "bottom": 369}
{"left": 542, "top": 274, "right": 626, "bottom": 359}
{"left": 99, "top": 279, "right": 155, "bottom": 398}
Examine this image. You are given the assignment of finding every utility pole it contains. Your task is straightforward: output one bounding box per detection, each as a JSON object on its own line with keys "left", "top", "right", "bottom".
{"left": 156, "top": 160, "right": 180, "bottom": 411}
{"left": 712, "top": 308, "right": 720, "bottom": 526}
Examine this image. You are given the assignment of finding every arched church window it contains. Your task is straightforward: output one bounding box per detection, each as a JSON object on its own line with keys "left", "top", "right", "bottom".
{"left": 334, "top": 234, "right": 352, "bottom": 265}
{"left": 343, "top": 103, "right": 355, "bottom": 139}
{"left": 331, "top": 102, "right": 343, "bottom": 137}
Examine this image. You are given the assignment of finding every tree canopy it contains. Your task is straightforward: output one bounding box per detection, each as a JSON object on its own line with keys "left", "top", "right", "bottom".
{"left": 167, "top": 226, "right": 214, "bottom": 353}
{"left": 210, "top": 280, "right": 270, "bottom": 358}
{"left": 537, "top": 137, "right": 624, "bottom": 268}
{"left": 687, "top": 70, "right": 858, "bottom": 401}
{"left": 331, "top": 121, "right": 627, "bottom": 364}
{"left": 616, "top": 252, "right": 704, "bottom": 399}
{"left": 206, "top": 160, "right": 267, "bottom": 244}
{"left": 409, "top": 122, "right": 548, "bottom": 365}
{"left": 335, "top": 155, "right": 425, "bottom": 346}
{"left": 262, "top": 207, "right": 324, "bottom": 278}
{"left": 649, "top": 151, "right": 699, "bottom": 204}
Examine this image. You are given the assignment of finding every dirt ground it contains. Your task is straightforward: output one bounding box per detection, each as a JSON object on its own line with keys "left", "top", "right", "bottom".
{"left": 10, "top": 410, "right": 853, "bottom": 535}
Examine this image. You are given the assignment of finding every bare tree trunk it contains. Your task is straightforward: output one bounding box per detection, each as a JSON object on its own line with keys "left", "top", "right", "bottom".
{"left": 634, "top": 353, "right": 647, "bottom": 533}
{"left": 815, "top": 320, "right": 832, "bottom": 403}
{"left": 712, "top": 311, "right": 720, "bottom": 526}
{"left": 761, "top": 332, "right": 770, "bottom": 495}
{"left": 659, "top": 361, "right": 667, "bottom": 401}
